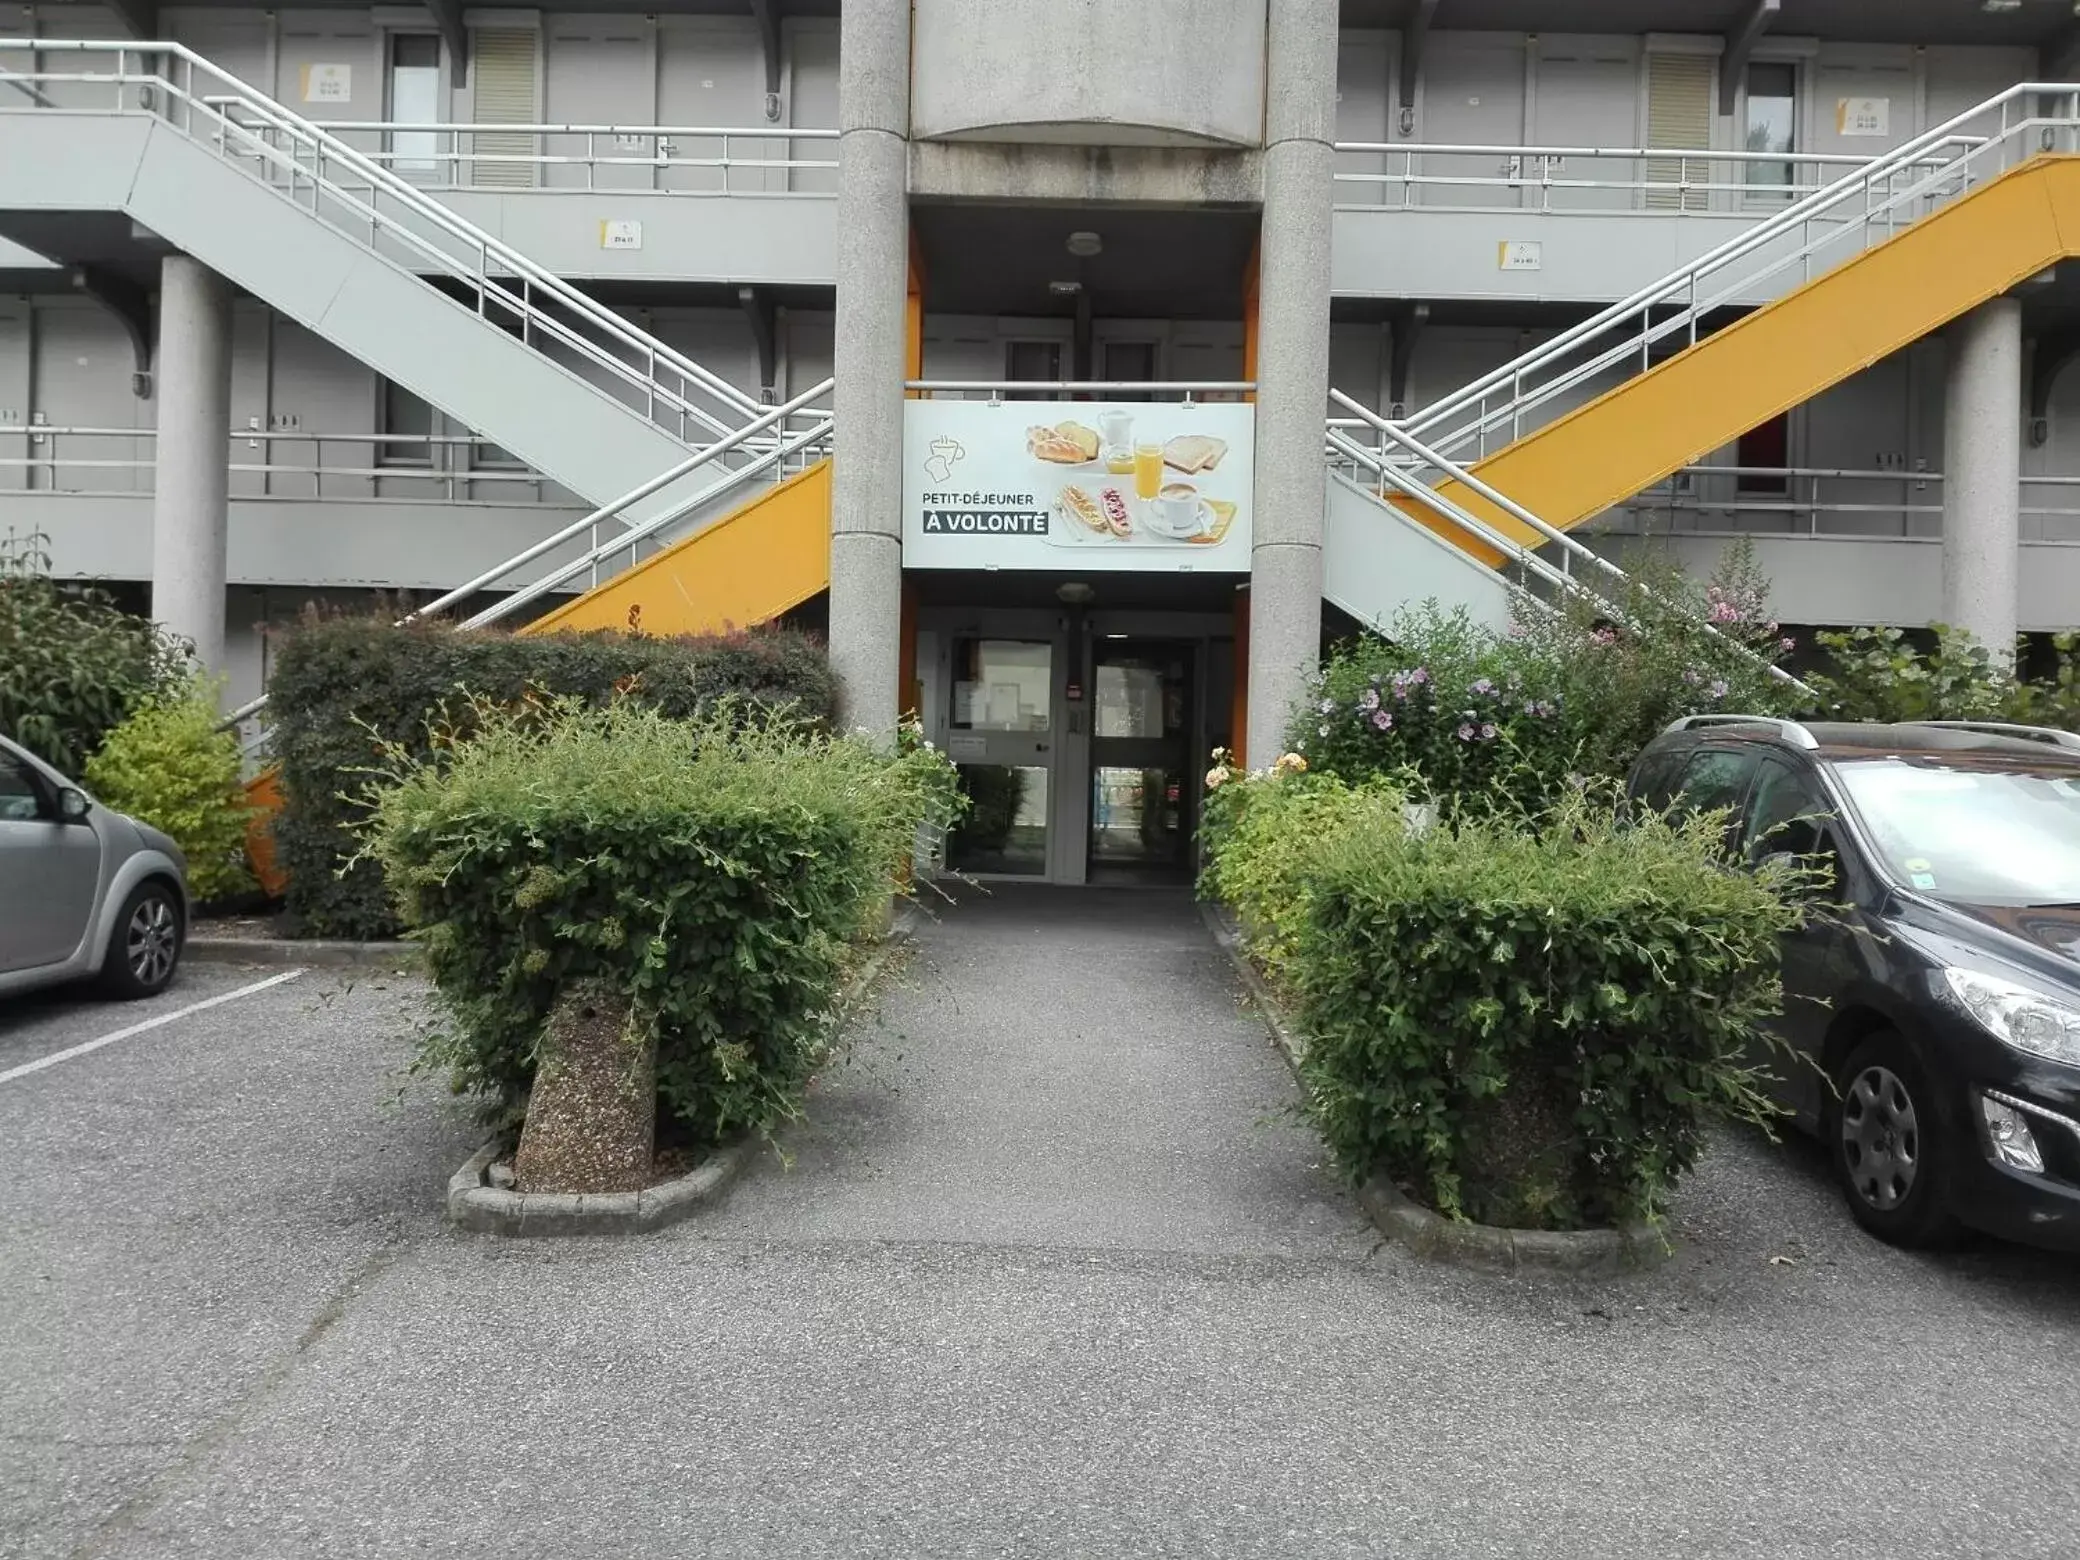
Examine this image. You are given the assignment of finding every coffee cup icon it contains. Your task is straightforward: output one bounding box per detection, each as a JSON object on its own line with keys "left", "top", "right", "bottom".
{"left": 926, "top": 436, "right": 964, "bottom": 484}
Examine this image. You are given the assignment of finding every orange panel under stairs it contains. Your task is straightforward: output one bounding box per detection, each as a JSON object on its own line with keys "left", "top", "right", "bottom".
{"left": 238, "top": 460, "right": 832, "bottom": 896}
{"left": 522, "top": 458, "right": 831, "bottom": 636}
{"left": 1405, "top": 155, "right": 2080, "bottom": 567}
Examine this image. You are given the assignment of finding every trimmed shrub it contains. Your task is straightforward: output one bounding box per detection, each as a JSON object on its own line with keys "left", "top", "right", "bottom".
{"left": 0, "top": 531, "right": 185, "bottom": 775}
{"left": 268, "top": 613, "right": 838, "bottom": 938}
{"left": 1200, "top": 753, "right": 1415, "bottom": 984}
{"left": 82, "top": 675, "right": 254, "bottom": 903}
{"left": 365, "top": 698, "right": 962, "bottom": 1144}
{"left": 1277, "top": 787, "right": 1802, "bottom": 1230}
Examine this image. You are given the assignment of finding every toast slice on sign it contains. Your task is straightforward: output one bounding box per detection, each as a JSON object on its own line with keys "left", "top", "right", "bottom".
{"left": 1163, "top": 434, "right": 1228, "bottom": 474}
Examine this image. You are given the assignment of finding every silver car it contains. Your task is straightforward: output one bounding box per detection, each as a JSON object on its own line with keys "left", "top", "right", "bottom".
{"left": 0, "top": 733, "right": 189, "bottom": 1000}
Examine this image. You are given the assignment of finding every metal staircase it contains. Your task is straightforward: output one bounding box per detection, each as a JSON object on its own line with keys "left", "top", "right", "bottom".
{"left": 1330, "top": 83, "right": 2080, "bottom": 565}
{"left": 0, "top": 39, "right": 825, "bottom": 534}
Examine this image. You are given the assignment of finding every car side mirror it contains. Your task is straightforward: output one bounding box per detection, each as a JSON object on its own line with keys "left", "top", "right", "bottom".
{"left": 56, "top": 787, "right": 92, "bottom": 823}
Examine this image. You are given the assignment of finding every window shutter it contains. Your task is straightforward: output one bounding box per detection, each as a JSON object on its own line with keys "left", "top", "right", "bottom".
{"left": 470, "top": 28, "right": 537, "bottom": 189}
{"left": 1645, "top": 54, "right": 1714, "bottom": 212}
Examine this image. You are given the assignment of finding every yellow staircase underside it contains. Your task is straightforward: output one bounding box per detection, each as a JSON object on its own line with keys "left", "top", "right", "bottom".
{"left": 522, "top": 457, "right": 831, "bottom": 637}
{"left": 1406, "top": 154, "right": 2080, "bottom": 566}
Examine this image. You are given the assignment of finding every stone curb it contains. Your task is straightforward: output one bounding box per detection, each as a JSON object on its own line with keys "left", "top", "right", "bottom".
{"left": 446, "top": 1137, "right": 757, "bottom": 1236}
{"left": 446, "top": 906, "right": 918, "bottom": 1238}
{"left": 1199, "top": 901, "right": 1672, "bottom": 1276}
{"left": 186, "top": 936, "right": 421, "bottom": 972}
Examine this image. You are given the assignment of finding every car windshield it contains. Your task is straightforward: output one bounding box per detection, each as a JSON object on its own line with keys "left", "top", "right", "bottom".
{"left": 1832, "top": 755, "right": 2080, "bottom": 907}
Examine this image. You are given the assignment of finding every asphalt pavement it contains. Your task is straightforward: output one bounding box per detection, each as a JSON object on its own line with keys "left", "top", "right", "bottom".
{"left": 3, "top": 883, "right": 2078, "bottom": 1559}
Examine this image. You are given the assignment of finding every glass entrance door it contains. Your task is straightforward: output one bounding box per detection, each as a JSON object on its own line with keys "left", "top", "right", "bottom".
{"left": 943, "top": 637, "right": 1055, "bottom": 876}
{"left": 1088, "top": 640, "right": 1195, "bottom": 881}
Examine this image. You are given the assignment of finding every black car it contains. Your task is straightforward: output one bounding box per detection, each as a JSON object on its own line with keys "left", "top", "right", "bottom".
{"left": 1626, "top": 715, "right": 2080, "bottom": 1252}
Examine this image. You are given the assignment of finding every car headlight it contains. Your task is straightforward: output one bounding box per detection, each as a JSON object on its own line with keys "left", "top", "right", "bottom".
{"left": 1943, "top": 968, "right": 2080, "bottom": 1067}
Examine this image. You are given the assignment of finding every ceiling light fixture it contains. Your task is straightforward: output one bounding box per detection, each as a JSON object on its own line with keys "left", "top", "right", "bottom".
{"left": 1981, "top": 0, "right": 2021, "bottom": 12}
{"left": 1065, "top": 230, "right": 1103, "bottom": 257}
{"left": 1048, "top": 279, "right": 1083, "bottom": 296}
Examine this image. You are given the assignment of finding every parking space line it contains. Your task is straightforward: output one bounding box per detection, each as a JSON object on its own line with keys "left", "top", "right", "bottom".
{"left": 0, "top": 970, "right": 304, "bottom": 1086}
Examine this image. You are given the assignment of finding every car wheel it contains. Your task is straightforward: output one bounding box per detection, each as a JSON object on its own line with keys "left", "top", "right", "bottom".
{"left": 100, "top": 880, "right": 183, "bottom": 1000}
{"left": 1833, "top": 1032, "right": 1960, "bottom": 1248}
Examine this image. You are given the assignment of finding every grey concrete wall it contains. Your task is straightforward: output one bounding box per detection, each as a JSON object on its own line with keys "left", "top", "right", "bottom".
{"left": 1590, "top": 532, "right": 2080, "bottom": 635}
{"left": 909, "top": 0, "right": 1266, "bottom": 149}
{"left": 29, "top": 490, "right": 595, "bottom": 591}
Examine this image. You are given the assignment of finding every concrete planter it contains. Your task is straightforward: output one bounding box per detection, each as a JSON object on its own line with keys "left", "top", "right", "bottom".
{"left": 1201, "top": 903, "right": 1672, "bottom": 1275}
{"left": 445, "top": 910, "right": 915, "bottom": 1238}
{"left": 447, "top": 1138, "right": 754, "bottom": 1237}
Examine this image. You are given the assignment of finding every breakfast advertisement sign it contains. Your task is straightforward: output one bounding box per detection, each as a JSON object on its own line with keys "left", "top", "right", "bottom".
{"left": 901, "top": 399, "right": 1255, "bottom": 572}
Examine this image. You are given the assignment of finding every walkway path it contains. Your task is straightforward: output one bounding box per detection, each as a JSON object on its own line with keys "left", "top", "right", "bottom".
{"left": 714, "top": 882, "right": 1373, "bottom": 1258}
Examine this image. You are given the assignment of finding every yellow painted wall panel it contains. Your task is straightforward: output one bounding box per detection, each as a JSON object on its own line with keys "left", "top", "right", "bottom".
{"left": 1405, "top": 156, "right": 2080, "bottom": 567}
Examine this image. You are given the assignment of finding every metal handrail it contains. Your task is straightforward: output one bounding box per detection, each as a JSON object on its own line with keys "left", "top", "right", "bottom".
{"left": 306, "top": 118, "right": 839, "bottom": 140}
{"left": 403, "top": 377, "right": 832, "bottom": 622}
{"left": 180, "top": 84, "right": 763, "bottom": 444}
{"left": 455, "top": 416, "right": 833, "bottom": 631}
{"left": 1326, "top": 432, "right": 1576, "bottom": 604}
{"left": 4, "top": 40, "right": 807, "bottom": 447}
{"left": 218, "top": 378, "right": 834, "bottom": 730}
{"left": 1381, "top": 85, "right": 2072, "bottom": 456}
{"left": 1331, "top": 392, "right": 1812, "bottom": 694}
{"left": 1331, "top": 140, "right": 1975, "bottom": 168}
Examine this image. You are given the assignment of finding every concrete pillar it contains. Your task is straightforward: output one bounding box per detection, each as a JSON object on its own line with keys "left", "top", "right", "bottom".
{"left": 1247, "top": 0, "right": 1338, "bottom": 767}
{"left": 828, "top": 0, "right": 910, "bottom": 738}
{"left": 150, "top": 253, "right": 232, "bottom": 677}
{"left": 1941, "top": 297, "right": 2022, "bottom": 659}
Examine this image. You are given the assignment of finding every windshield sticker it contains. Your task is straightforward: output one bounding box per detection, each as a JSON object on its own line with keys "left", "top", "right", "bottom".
{"left": 1910, "top": 870, "right": 1938, "bottom": 889}
{"left": 1904, "top": 857, "right": 1932, "bottom": 873}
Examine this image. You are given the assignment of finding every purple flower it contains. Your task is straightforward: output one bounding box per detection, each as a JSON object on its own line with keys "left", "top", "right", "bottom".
{"left": 1411, "top": 667, "right": 1430, "bottom": 685}
{"left": 1359, "top": 687, "right": 1381, "bottom": 712}
{"left": 1708, "top": 679, "right": 1728, "bottom": 700}
{"left": 1372, "top": 709, "right": 1393, "bottom": 732}
{"left": 1457, "top": 723, "right": 1475, "bottom": 742}
{"left": 1480, "top": 723, "right": 1498, "bottom": 741}
{"left": 1471, "top": 677, "right": 1495, "bottom": 696}
{"left": 1779, "top": 636, "right": 1796, "bottom": 652}
{"left": 1682, "top": 668, "right": 1701, "bottom": 685}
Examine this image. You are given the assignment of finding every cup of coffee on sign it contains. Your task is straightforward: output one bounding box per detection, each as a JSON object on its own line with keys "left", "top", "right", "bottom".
{"left": 1151, "top": 481, "right": 1204, "bottom": 537}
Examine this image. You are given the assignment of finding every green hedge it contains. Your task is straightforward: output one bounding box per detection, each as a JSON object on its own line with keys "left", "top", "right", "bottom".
{"left": 1205, "top": 771, "right": 1802, "bottom": 1231}
{"left": 1, "top": 532, "right": 184, "bottom": 775}
{"left": 366, "top": 699, "right": 960, "bottom": 1142}
{"left": 270, "top": 613, "right": 837, "bottom": 938}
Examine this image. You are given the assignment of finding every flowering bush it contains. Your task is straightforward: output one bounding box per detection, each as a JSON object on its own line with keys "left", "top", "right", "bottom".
{"left": 1298, "top": 542, "right": 1798, "bottom": 814}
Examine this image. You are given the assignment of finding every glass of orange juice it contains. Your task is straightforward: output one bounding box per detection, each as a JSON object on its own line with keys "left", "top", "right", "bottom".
{"left": 1132, "top": 442, "right": 1164, "bottom": 500}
